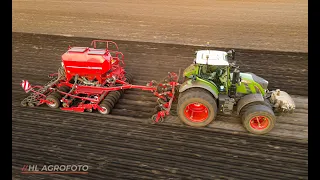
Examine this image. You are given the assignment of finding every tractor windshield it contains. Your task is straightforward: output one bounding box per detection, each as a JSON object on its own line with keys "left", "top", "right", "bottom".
{"left": 224, "top": 55, "right": 228, "bottom": 61}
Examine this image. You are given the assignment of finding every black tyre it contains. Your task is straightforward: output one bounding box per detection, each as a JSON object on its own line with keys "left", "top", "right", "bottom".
{"left": 52, "top": 91, "right": 62, "bottom": 99}
{"left": 46, "top": 92, "right": 61, "bottom": 108}
{"left": 109, "top": 91, "right": 121, "bottom": 100}
{"left": 98, "top": 103, "right": 111, "bottom": 115}
{"left": 103, "top": 98, "right": 115, "bottom": 107}
{"left": 114, "top": 91, "right": 122, "bottom": 98}
{"left": 103, "top": 100, "right": 113, "bottom": 109}
{"left": 177, "top": 88, "right": 217, "bottom": 127}
{"left": 241, "top": 104, "right": 276, "bottom": 135}
{"left": 107, "top": 94, "right": 119, "bottom": 103}
{"left": 177, "top": 69, "right": 185, "bottom": 84}
{"left": 125, "top": 72, "right": 133, "bottom": 83}
{"left": 59, "top": 86, "right": 70, "bottom": 93}
{"left": 115, "top": 84, "right": 125, "bottom": 95}
{"left": 119, "top": 89, "right": 125, "bottom": 96}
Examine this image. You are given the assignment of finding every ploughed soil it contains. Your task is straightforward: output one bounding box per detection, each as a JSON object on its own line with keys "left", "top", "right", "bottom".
{"left": 12, "top": 32, "right": 308, "bottom": 179}
{"left": 12, "top": 0, "right": 308, "bottom": 52}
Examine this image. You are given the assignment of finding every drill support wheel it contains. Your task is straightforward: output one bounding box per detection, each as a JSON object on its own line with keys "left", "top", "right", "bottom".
{"left": 46, "top": 92, "right": 61, "bottom": 109}
{"left": 98, "top": 103, "right": 111, "bottom": 115}
{"left": 149, "top": 114, "right": 164, "bottom": 124}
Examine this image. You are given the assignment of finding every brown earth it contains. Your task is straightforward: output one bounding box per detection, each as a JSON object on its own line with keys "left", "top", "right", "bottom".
{"left": 12, "top": 0, "right": 308, "bottom": 52}
{"left": 12, "top": 32, "right": 308, "bottom": 179}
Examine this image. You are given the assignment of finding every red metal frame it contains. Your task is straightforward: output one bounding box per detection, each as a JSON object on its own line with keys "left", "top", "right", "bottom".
{"left": 62, "top": 40, "right": 126, "bottom": 85}
{"left": 249, "top": 116, "right": 269, "bottom": 130}
{"left": 91, "top": 40, "right": 119, "bottom": 51}
{"left": 184, "top": 103, "right": 209, "bottom": 122}
{"left": 152, "top": 81, "right": 178, "bottom": 123}
{"left": 20, "top": 40, "right": 180, "bottom": 124}
{"left": 90, "top": 40, "right": 125, "bottom": 67}
{"left": 22, "top": 75, "right": 178, "bottom": 118}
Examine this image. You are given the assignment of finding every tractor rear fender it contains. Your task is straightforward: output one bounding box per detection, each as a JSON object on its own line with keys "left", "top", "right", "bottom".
{"left": 236, "top": 93, "right": 266, "bottom": 115}
{"left": 179, "top": 79, "right": 219, "bottom": 99}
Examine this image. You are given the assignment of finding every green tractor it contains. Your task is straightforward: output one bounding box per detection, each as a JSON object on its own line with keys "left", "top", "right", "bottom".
{"left": 177, "top": 49, "right": 295, "bottom": 134}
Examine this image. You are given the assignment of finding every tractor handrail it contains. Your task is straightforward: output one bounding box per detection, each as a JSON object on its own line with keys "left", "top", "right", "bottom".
{"left": 91, "top": 40, "right": 119, "bottom": 51}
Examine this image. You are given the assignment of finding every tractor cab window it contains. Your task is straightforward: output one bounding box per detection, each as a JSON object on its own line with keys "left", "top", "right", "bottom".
{"left": 214, "top": 66, "right": 228, "bottom": 86}
{"left": 224, "top": 55, "right": 228, "bottom": 61}
{"left": 200, "top": 65, "right": 228, "bottom": 87}
{"left": 201, "top": 65, "right": 218, "bottom": 74}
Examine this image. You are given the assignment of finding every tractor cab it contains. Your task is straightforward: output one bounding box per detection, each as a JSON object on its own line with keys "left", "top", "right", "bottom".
{"left": 195, "top": 50, "right": 231, "bottom": 92}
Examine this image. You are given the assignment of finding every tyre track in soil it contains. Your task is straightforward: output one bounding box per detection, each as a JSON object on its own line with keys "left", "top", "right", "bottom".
{"left": 12, "top": 32, "right": 308, "bottom": 179}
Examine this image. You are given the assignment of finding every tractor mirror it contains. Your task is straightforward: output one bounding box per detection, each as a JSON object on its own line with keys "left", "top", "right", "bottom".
{"left": 227, "top": 49, "right": 235, "bottom": 60}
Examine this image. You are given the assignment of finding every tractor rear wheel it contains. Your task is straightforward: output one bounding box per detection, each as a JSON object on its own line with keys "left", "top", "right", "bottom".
{"left": 46, "top": 92, "right": 61, "bottom": 108}
{"left": 177, "top": 88, "right": 217, "bottom": 127}
{"left": 241, "top": 104, "right": 276, "bottom": 135}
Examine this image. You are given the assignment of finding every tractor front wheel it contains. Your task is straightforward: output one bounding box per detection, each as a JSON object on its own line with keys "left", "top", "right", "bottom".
{"left": 177, "top": 88, "right": 217, "bottom": 127}
{"left": 241, "top": 104, "right": 276, "bottom": 135}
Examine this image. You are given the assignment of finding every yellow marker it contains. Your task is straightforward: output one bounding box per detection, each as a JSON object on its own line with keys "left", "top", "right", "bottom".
{"left": 111, "top": 57, "right": 116, "bottom": 64}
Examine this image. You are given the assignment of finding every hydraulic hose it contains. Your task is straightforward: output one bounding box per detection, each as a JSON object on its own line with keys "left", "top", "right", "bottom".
{"left": 62, "top": 74, "right": 78, "bottom": 100}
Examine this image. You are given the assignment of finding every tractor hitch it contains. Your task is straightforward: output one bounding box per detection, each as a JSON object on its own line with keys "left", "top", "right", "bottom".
{"left": 148, "top": 72, "right": 180, "bottom": 124}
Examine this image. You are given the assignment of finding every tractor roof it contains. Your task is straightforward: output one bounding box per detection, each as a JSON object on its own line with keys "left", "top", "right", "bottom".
{"left": 195, "top": 50, "right": 229, "bottom": 66}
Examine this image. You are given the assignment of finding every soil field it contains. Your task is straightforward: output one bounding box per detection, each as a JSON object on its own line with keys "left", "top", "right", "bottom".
{"left": 12, "top": 32, "right": 308, "bottom": 179}
{"left": 12, "top": 0, "right": 308, "bottom": 52}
